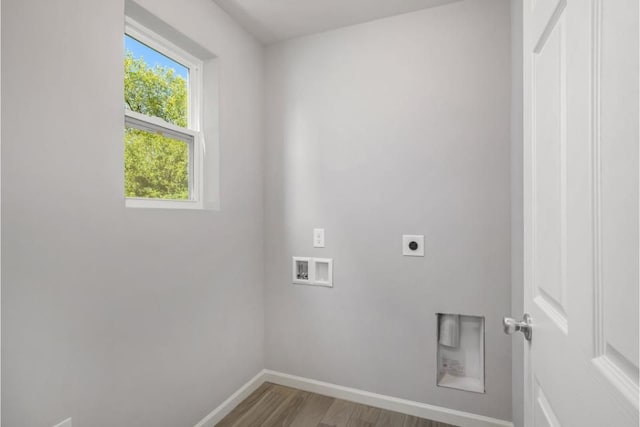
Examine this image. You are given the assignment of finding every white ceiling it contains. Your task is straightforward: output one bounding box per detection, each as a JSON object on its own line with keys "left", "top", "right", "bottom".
{"left": 212, "top": 0, "right": 460, "bottom": 44}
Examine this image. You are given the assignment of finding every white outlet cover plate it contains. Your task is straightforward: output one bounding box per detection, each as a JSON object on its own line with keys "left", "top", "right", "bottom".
{"left": 313, "top": 228, "right": 325, "bottom": 248}
{"left": 403, "top": 235, "right": 424, "bottom": 256}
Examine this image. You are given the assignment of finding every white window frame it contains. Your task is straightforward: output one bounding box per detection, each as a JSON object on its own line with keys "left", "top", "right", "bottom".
{"left": 124, "top": 17, "right": 205, "bottom": 210}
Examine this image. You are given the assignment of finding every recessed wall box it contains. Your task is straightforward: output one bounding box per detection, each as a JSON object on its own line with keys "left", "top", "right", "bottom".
{"left": 292, "top": 257, "right": 333, "bottom": 287}
{"left": 313, "top": 258, "right": 333, "bottom": 287}
{"left": 292, "top": 257, "right": 312, "bottom": 284}
{"left": 436, "top": 313, "right": 485, "bottom": 393}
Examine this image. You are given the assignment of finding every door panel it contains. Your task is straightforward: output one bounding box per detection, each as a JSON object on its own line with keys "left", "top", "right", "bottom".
{"left": 523, "top": 0, "right": 639, "bottom": 425}
{"left": 533, "top": 381, "right": 562, "bottom": 427}
{"left": 593, "top": 0, "right": 639, "bottom": 405}
{"left": 532, "top": 5, "right": 568, "bottom": 333}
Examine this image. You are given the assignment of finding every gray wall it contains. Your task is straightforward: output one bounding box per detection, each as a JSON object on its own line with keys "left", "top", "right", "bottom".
{"left": 2, "top": 0, "right": 519, "bottom": 425}
{"left": 1, "top": 0, "right": 264, "bottom": 426}
{"left": 264, "top": 0, "right": 513, "bottom": 421}
{"left": 510, "top": 2, "right": 524, "bottom": 426}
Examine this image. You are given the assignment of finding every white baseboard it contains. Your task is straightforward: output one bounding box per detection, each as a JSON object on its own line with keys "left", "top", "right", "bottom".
{"left": 264, "top": 370, "right": 513, "bottom": 427}
{"left": 195, "top": 369, "right": 513, "bottom": 427}
{"left": 194, "top": 371, "right": 265, "bottom": 427}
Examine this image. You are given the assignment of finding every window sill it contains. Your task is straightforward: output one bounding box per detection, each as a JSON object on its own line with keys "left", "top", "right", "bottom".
{"left": 125, "top": 197, "right": 204, "bottom": 210}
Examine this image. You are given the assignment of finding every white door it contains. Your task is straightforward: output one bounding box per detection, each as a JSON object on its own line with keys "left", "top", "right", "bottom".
{"left": 521, "top": 0, "right": 639, "bottom": 426}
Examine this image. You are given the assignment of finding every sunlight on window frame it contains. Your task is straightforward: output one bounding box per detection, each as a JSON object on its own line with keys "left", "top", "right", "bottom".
{"left": 124, "top": 16, "right": 204, "bottom": 210}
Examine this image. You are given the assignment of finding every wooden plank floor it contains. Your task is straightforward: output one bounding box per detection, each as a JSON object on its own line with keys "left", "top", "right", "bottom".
{"left": 216, "top": 383, "right": 457, "bottom": 427}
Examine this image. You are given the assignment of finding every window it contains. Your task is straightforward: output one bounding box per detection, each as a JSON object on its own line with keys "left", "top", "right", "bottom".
{"left": 124, "top": 17, "right": 204, "bottom": 209}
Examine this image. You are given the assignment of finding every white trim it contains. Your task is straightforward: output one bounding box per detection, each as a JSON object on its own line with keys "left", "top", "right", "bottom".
{"left": 125, "top": 16, "right": 203, "bottom": 131}
{"left": 52, "top": 418, "right": 72, "bottom": 427}
{"left": 124, "top": 110, "right": 205, "bottom": 208}
{"left": 124, "top": 17, "right": 203, "bottom": 132}
{"left": 124, "top": 17, "right": 207, "bottom": 210}
{"left": 125, "top": 110, "right": 199, "bottom": 139}
{"left": 592, "top": 355, "right": 640, "bottom": 412}
{"left": 125, "top": 197, "right": 203, "bottom": 210}
{"left": 264, "top": 370, "right": 513, "bottom": 427}
{"left": 193, "top": 369, "right": 513, "bottom": 427}
{"left": 125, "top": 16, "right": 201, "bottom": 73}
{"left": 193, "top": 371, "right": 265, "bottom": 427}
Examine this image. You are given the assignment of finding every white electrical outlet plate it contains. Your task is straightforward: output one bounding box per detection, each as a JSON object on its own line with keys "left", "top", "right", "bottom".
{"left": 403, "top": 235, "right": 425, "bottom": 256}
{"left": 313, "top": 228, "right": 325, "bottom": 247}
{"left": 53, "top": 418, "right": 72, "bottom": 427}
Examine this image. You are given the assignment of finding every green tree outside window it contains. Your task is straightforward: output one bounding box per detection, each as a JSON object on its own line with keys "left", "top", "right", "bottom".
{"left": 124, "top": 52, "right": 189, "bottom": 200}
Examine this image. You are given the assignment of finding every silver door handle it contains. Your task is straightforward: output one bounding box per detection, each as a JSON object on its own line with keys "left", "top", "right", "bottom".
{"left": 503, "top": 314, "right": 532, "bottom": 341}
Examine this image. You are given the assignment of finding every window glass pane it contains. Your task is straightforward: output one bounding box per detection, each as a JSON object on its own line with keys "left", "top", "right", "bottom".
{"left": 124, "top": 126, "right": 190, "bottom": 200}
{"left": 124, "top": 35, "right": 188, "bottom": 127}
